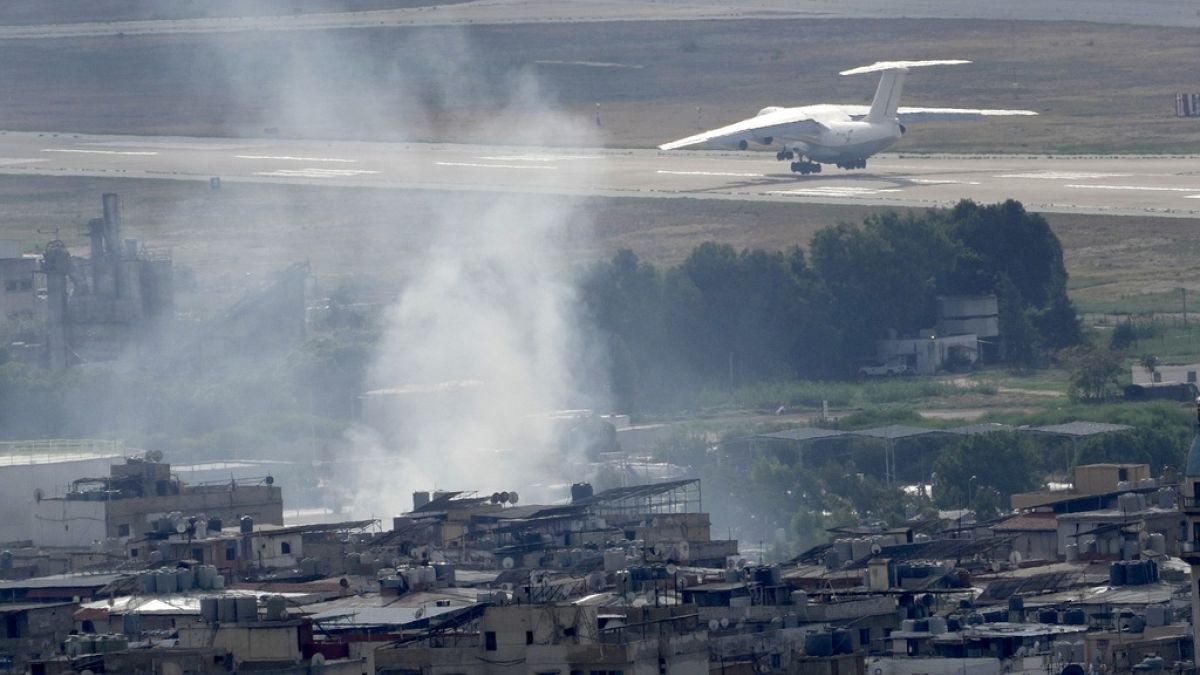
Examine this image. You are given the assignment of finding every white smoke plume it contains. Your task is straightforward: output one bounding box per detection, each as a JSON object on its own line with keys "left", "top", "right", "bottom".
{"left": 342, "top": 50, "right": 606, "bottom": 517}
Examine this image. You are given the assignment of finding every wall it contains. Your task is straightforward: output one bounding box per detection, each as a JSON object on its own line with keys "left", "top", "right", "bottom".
{"left": 104, "top": 484, "right": 283, "bottom": 540}
{"left": 0, "top": 453, "right": 121, "bottom": 543}
{"left": 1132, "top": 364, "right": 1200, "bottom": 385}
{"left": 0, "top": 256, "right": 38, "bottom": 319}
{"left": 1074, "top": 464, "right": 1150, "bottom": 495}
{"left": 30, "top": 499, "right": 107, "bottom": 548}
{"left": 177, "top": 622, "right": 301, "bottom": 665}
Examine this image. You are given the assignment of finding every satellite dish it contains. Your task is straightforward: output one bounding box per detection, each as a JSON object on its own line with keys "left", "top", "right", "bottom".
{"left": 654, "top": 543, "right": 666, "bottom": 557}
{"left": 491, "top": 492, "right": 502, "bottom": 504}
{"left": 33, "top": 488, "right": 43, "bottom": 503}
{"left": 587, "top": 572, "right": 605, "bottom": 591}
{"left": 759, "top": 663, "right": 771, "bottom": 673}
{"left": 719, "top": 618, "right": 730, "bottom": 628}
{"left": 509, "top": 491, "right": 519, "bottom": 504}
{"left": 264, "top": 475, "right": 274, "bottom": 485}
{"left": 870, "top": 543, "right": 883, "bottom": 555}
{"left": 502, "top": 557, "right": 515, "bottom": 570}
{"left": 175, "top": 522, "right": 188, "bottom": 534}
{"left": 500, "top": 491, "right": 510, "bottom": 504}
{"left": 414, "top": 607, "right": 424, "bottom": 619}
{"left": 146, "top": 450, "right": 163, "bottom": 463}
{"left": 1009, "top": 551, "right": 1023, "bottom": 565}
{"left": 311, "top": 653, "right": 326, "bottom": 669}
{"left": 709, "top": 619, "right": 720, "bottom": 631}
{"left": 666, "top": 564, "right": 678, "bottom": 575}
{"left": 677, "top": 541, "right": 690, "bottom": 559}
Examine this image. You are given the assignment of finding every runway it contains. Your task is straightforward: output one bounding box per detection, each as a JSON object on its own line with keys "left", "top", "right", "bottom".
{"left": 3, "top": 131, "right": 1200, "bottom": 218}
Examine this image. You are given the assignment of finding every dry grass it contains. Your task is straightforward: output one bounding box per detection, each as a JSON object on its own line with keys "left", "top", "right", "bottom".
{"left": 0, "top": 19, "right": 1198, "bottom": 153}
{"left": 4, "top": 174, "right": 1198, "bottom": 318}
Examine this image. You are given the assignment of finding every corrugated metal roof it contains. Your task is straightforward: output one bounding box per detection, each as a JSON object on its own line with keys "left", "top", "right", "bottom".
{"left": 947, "top": 423, "right": 1016, "bottom": 436}
{"left": 992, "top": 513, "right": 1058, "bottom": 532}
{"left": 0, "top": 573, "right": 127, "bottom": 591}
{"left": 849, "top": 425, "right": 955, "bottom": 440}
{"left": 756, "top": 428, "right": 849, "bottom": 442}
{"left": 1025, "top": 422, "right": 1133, "bottom": 437}
{"left": 310, "top": 603, "right": 464, "bottom": 628}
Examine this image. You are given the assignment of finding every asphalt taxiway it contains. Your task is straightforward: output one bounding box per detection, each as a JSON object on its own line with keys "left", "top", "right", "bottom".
{"left": 3, "top": 131, "right": 1199, "bottom": 218}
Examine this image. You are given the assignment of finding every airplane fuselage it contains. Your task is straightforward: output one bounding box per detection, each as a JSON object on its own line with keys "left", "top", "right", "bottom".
{"left": 726, "top": 104, "right": 903, "bottom": 164}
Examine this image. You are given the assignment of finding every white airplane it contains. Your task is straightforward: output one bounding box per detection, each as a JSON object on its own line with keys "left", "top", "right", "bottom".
{"left": 658, "top": 60, "right": 1037, "bottom": 174}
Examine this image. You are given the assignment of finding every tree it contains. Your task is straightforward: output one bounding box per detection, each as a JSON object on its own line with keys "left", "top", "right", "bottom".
{"left": 996, "top": 275, "right": 1039, "bottom": 370}
{"left": 932, "top": 432, "right": 1041, "bottom": 519}
{"left": 1061, "top": 346, "right": 1124, "bottom": 402}
{"left": 1110, "top": 321, "right": 1138, "bottom": 351}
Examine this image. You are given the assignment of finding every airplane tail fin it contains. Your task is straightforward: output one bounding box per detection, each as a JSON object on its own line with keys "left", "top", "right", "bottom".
{"left": 841, "top": 60, "right": 971, "bottom": 123}
{"left": 867, "top": 69, "right": 907, "bottom": 123}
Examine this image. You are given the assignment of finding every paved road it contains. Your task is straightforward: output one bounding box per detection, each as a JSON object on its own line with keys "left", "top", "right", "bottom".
{"left": 4, "top": 131, "right": 1200, "bottom": 218}
{"left": 0, "top": 0, "right": 1194, "bottom": 39}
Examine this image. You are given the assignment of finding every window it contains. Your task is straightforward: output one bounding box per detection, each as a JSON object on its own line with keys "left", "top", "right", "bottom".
{"left": 859, "top": 628, "right": 871, "bottom": 647}
{"left": 117, "top": 524, "right": 130, "bottom": 537}
{"left": 130, "top": 548, "right": 139, "bottom": 558}
{"left": 1118, "top": 468, "right": 1129, "bottom": 481}
{"left": 1190, "top": 371, "right": 1198, "bottom": 384}
{"left": 526, "top": 631, "right": 533, "bottom": 645}
{"left": 281, "top": 542, "right": 291, "bottom": 555}
{"left": 192, "top": 548, "right": 204, "bottom": 562}
{"left": 225, "top": 544, "right": 236, "bottom": 561}
{"left": 484, "top": 631, "right": 497, "bottom": 651}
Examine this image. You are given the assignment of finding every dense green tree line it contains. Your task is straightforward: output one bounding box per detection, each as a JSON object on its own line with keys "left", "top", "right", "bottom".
{"left": 582, "top": 200, "right": 1081, "bottom": 414}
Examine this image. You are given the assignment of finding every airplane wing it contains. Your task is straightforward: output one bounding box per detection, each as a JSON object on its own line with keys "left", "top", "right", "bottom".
{"left": 658, "top": 108, "right": 826, "bottom": 150}
{"left": 841, "top": 104, "right": 1038, "bottom": 121}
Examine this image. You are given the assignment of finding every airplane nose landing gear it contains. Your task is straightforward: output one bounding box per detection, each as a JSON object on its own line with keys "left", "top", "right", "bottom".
{"left": 775, "top": 149, "right": 796, "bottom": 161}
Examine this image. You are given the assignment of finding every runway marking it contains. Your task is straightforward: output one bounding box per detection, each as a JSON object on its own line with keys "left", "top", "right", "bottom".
{"left": 1065, "top": 184, "right": 1199, "bottom": 192}
{"left": 997, "top": 171, "right": 1131, "bottom": 180}
{"left": 41, "top": 149, "right": 158, "bottom": 156}
{"left": 767, "top": 186, "right": 903, "bottom": 197}
{"left": 534, "top": 60, "right": 643, "bottom": 69}
{"left": 252, "top": 168, "right": 380, "bottom": 178}
{"left": 0, "top": 158, "right": 46, "bottom": 166}
{"left": 436, "top": 162, "right": 558, "bottom": 170}
{"left": 87, "top": 141, "right": 255, "bottom": 151}
{"left": 482, "top": 154, "right": 602, "bottom": 162}
{"left": 236, "top": 155, "right": 357, "bottom": 163}
{"left": 909, "top": 178, "right": 981, "bottom": 185}
{"left": 657, "top": 170, "right": 764, "bottom": 178}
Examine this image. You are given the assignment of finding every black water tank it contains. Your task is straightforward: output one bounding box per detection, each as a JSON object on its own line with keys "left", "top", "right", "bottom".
{"left": 571, "top": 483, "right": 594, "bottom": 502}
{"left": 207, "top": 517, "right": 222, "bottom": 532}
{"left": 240, "top": 516, "right": 253, "bottom": 534}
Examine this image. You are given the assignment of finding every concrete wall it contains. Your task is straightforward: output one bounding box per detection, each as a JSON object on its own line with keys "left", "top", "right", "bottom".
{"left": 1132, "top": 364, "right": 1200, "bottom": 385}
{"left": 104, "top": 485, "right": 283, "bottom": 540}
{"left": 1075, "top": 464, "right": 1150, "bottom": 495}
{"left": 30, "top": 499, "right": 107, "bottom": 547}
{"left": 0, "top": 454, "right": 120, "bottom": 543}
{"left": 178, "top": 622, "right": 301, "bottom": 665}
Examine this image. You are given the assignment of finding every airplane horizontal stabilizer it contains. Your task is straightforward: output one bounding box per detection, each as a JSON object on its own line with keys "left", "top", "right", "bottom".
{"left": 839, "top": 59, "right": 970, "bottom": 76}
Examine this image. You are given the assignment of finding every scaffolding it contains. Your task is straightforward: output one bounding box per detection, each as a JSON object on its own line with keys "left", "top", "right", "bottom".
{"left": 578, "top": 479, "right": 702, "bottom": 518}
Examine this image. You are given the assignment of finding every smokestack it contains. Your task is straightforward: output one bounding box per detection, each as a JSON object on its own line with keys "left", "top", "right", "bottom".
{"left": 102, "top": 193, "right": 122, "bottom": 258}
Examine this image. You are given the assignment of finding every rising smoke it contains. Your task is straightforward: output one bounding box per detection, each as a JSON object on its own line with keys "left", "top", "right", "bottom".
{"left": 212, "top": 29, "right": 611, "bottom": 516}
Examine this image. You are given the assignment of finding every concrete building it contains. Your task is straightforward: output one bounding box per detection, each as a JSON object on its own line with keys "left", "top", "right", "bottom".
{"left": 1179, "top": 401, "right": 1200, "bottom": 659}
{"left": 874, "top": 332, "right": 979, "bottom": 375}
{"left": 0, "top": 439, "right": 124, "bottom": 544}
{"left": 0, "top": 240, "right": 38, "bottom": 321}
{"left": 29, "top": 454, "right": 282, "bottom": 548}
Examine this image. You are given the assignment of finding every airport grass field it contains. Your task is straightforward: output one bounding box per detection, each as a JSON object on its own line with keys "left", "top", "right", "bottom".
{"left": 0, "top": 18, "right": 1198, "bottom": 153}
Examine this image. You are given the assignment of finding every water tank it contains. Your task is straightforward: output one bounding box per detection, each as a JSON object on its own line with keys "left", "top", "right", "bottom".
{"left": 824, "top": 548, "right": 841, "bottom": 570}
{"left": 1127, "top": 560, "right": 1148, "bottom": 585}
{"left": 834, "top": 539, "right": 854, "bottom": 561}
{"left": 832, "top": 629, "right": 853, "bottom": 654}
{"left": 122, "top": 612, "right": 140, "bottom": 635}
{"left": 1065, "top": 544, "right": 1079, "bottom": 562}
{"left": 239, "top": 516, "right": 253, "bottom": 534}
{"left": 1146, "top": 605, "right": 1168, "bottom": 627}
{"left": 423, "top": 566, "right": 437, "bottom": 585}
{"left": 435, "top": 563, "right": 456, "bottom": 585}
{"left": 1109, "top": 562, "right": 1127, "bottom": 586}
{"left": 139, "top": 573, "right": 156, "bottom": 594}
{"left": 901, "top": 619, "right": 916, "bottom": 632}
{"left": 791, "top": 590, "right": 808, "bottom": 606}
{"left": 177, "top": 568, "right": 194, "bottom": 591}
{"left": 805, "top": 633, "right": 834, "bottom": 657}
{"left": 217, "top": 597, "right": 236, "bottom": 622}
{"left": 1038, "top": 609, "right": 1058, "bottom": 624}
{"left": 1156, "top": 488, "right": 1176, "bottom": 509}
{"left": 1124, "top": 540, "right": 1142, "bottom": 560}
{"left": 155, "top": 570, "right": 176, "bottom": 594}
{"left": 928, "top": 616, "right": 947, "bottom": 634}
{"left": 1148, "top": 532, "right": 1167, "bottom": 555}
{"left": 570, "top": 482, "right": 594, "bottom": 502}
{"left": 200, "top": 597, "right": 219, "bottom": 622}
{"left": 300, "top": 558, "right": 319, "bottom": 577}
{"left": 1147, "top": 559, "right": 1159, "bottom": 583}
{"left": 235, "top": 596, "right": 258, "bottom": 623}
{"left": 947, "top": 617, "right": 962, "bottom": 632}
{"left": 851, "top": 538, "right": 871, "bottom": 560}
{"left": 1063, "top": 608, "right": 1087, "bottom": 625}
{"left": 266, "top": 595, "right": 287, "bottom": 621}
{"left": 1009, "top": 596, "right": 1025, "bottom": 612}
{"left": 207, "top": 517, "right": 223, "bottom": 533}
{"left": 211, "top": 573, "right": 225, "bottom": 590}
